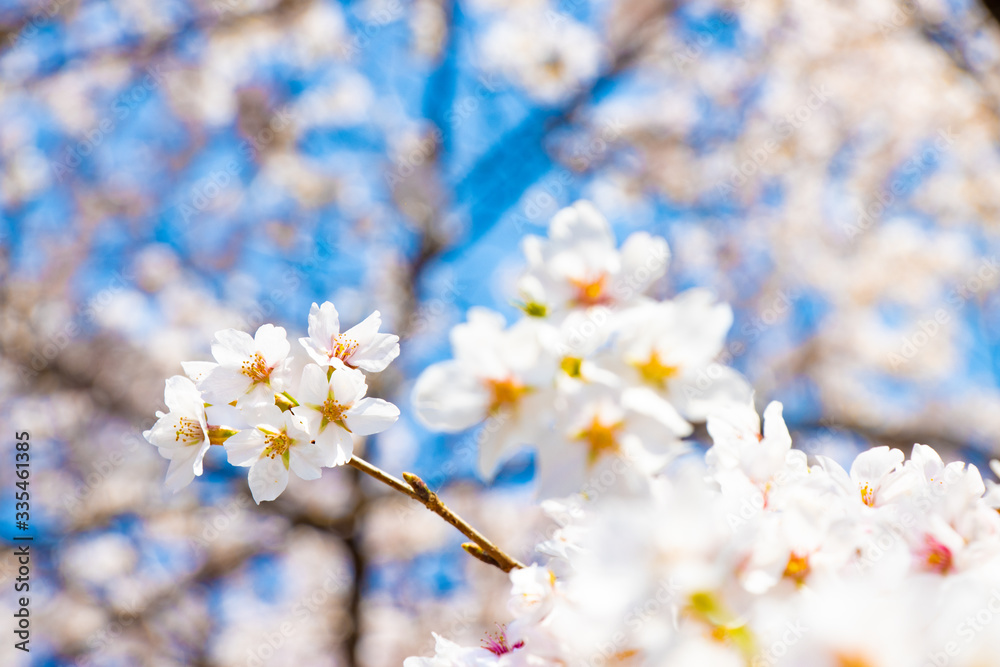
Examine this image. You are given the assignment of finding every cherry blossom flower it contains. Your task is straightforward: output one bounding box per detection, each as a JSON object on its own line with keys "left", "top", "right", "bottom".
{"left": 143, "top": 376, "right": 212, "bottom": 492}
{"left": 199, "top": 324, "right": 294, "bottom": 409}
{"left": 222, "top": 406, "right": 327, "bottom": 503}
{"left": 609, "top": 289, "right": 753, "bottom": 422}
{"left": 412, "top": 308, "right": 556, "bottom": 478}
{"left": 516, "top": 201, "right": 669, "bottom": 318}
{"left": 291, "top": 361, "right": 400, "bottom": 465}
{"left": 299, "top": 301, "right": 400, "bottom": 372}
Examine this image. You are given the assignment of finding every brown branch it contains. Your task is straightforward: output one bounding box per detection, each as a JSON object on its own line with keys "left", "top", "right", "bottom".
{"left": 347, "top": 457, "right": 525, "bottom": 573}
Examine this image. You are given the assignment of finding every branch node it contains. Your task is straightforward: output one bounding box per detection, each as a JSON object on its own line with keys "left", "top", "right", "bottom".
{"left": 462, "top": 542, "right": 501, "bottom": 568}
{"left": 402, "top": 472, "right": 432, "bottom": 502}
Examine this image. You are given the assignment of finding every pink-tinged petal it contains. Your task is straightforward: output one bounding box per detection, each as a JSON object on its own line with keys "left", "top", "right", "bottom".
{"left": 224, "top": 429, "right": 265, "bottom": 466}
{"left": 315, "top": 425, "right": 354, "bottom": 466}
{"left": 307, "top": 301, "right": 341, "bottom": 344}
{"left": 164, "top": 451, "right": 199, "bottom": 492}
{"left": 411, "top": 361, "right": 489, "bottom": 431}
{"left": 212, "top": 329, "right": 256, "bottom": 367}
{"left": 200, "top": 366, "right": 253, "bottom": 405}
{"left": 351, "top": 332, "right": 400, "bottom": 372}
{"left": 345, "top": 398, "right": 400, "bottom": 436}
{"left": 329, "top": 364, "right": 368, "bottom": 405}
{"left": 254, "top": 323, "right": 291, "bottom": 365}
{"left": 289, "top": 441, "right": 326, "bottom": 480}
{"left": 182, "top": 361, "right": 218, "bottom": 385}
{"left": 248, "top": 456, "right": 289, "bottom": 503}
{"left": 297, "top": 363, "right": 332, "bottom": 407}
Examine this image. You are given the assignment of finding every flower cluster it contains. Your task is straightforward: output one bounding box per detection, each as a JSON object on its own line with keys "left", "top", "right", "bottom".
{"left": 407, "top": 399, "right": 1000, "bottom": 666}
{"left": 412, "top": 200, "right": 752, "bottom": 497}
{"left": 404, "top": 201, "right": 1000, "bottom": 666}
{"left": 143, "top": 303, "right": 400, "bottom": 502}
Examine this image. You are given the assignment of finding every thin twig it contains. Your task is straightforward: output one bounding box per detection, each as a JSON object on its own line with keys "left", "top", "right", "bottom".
{"left": 347, "top": 456, "right": 525, "bottom": 573}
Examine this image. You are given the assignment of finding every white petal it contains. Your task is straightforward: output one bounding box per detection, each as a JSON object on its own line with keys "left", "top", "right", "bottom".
{"left": 342, "top": 310, "right": 382, "bottom": 346}
{"left": 182, "top": 361, "right": 218, "bottom": 385}
{"left": 224, "top": 429, "right": 266, "bottom": 466}
{"left": 315, "top": 425, "right": 354, "bottom": 466}
{"left": 621, "top": 386, "right": 693, "bottom": 437}
{"left": 163, "top": 376, "right": 204, "bottom": 419}
{"left": 297, "top": 363, "right": 332, "bottom": 406}
{"left": 851, "top": 446, "right": 904, "bottom": 484}
{"left": 212, "top": 329, "right": 255, "bottom": 367}
{"left": 307, "top": 301, "right": 341, "bottom": 344}
{"left": 299, "top": 337, "right": 332, "bottom": 366}
{"left": 164, "top": 450, "right": 199, "bottom": 492}
{"left": 200, "top": 366, "right": 252, "bottom": 406}
{"left": 617, "top": 231, "right": 670, "bottom": 295}
{"left": 761, "top": 401, "right": 791, "bottom": 449}
{"left": 235, "top": 383, "right": 278, "bottom": 411}
{"left": 248, "top": 456, "right": 289, "bottom": 503}
{"left": 345, "top": 398, "right": 400, "bottom": 435}
{"left": 330, "top": 364, "right": 368, "bottom": 405}
{"left": 351, "top": 332, "right": 400, "bottom": 373}
{"left": 411, "top": 361, "right": 489, "bottom": 431}
{"left": 289, "top": 441, "right": 326, "bottom": 480}
{"left": 254, "top": 323, "right": 291, "bottom": 366}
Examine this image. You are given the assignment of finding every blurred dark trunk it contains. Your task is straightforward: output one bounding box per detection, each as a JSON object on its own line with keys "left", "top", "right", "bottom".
{"left": 984, "top": 0, "right": 1000, "bottom": 24}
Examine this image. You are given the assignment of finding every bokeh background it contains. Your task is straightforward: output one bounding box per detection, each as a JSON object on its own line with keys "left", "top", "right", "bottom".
{"left": 4, "top": 0, "right": 1000, "bottom": 664}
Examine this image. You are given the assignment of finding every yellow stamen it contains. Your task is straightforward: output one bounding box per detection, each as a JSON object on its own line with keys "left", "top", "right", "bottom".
{"left": 575, "top": 416, "right": 623, "bottom": 466}
{"left": 859, "top": 483, "right": 876, "bottom": 507}
{"left": 486, "top": 377, "right": 529, "bottom": 415}
{"left": 560, "top": 356, "right": 583, "bottom": 378}
{"left": 331, "top": 335, "right": 359, "bottom": 365}
{"left": 241, "top": 352, "right": 272, "bottom": 384}
{"left": 783, "top": 552, "right": 810, "bottom": 585}
{"left": 321, "top": 398, "right": 350, "bottom": 431}
{"left": 634, "top": 351, "right": 679, "bottom": 388}
{"left": 262, "top": 431, "right": 292, "bottom": 460}
{"left": 173, "top": 417, "right": 204, "bottom": 445}
{"left": 570, "top": 274, "right": 609, "bottom": 307}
